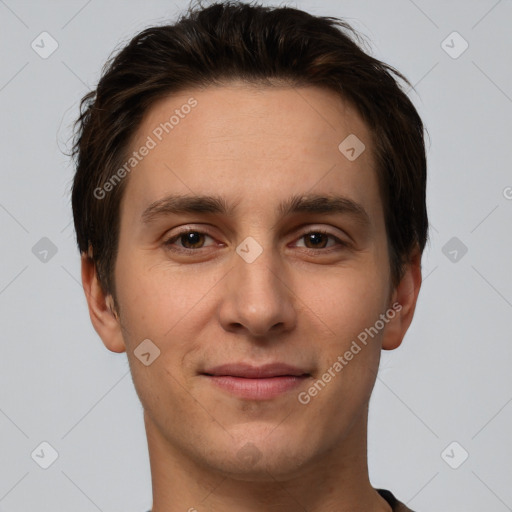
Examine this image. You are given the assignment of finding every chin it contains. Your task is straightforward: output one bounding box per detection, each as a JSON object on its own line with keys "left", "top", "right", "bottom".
{"left": 204, "top": 430, "right": 315, "bottom": 481}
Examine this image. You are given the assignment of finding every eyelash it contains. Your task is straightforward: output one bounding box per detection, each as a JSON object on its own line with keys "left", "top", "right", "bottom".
{"left": 163, "top": 228, "right": 348, "bottom": 254}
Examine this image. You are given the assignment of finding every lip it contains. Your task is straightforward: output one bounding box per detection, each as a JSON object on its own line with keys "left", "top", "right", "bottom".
{"left": 202, "top": 362, "right": 310, "bottom": 378}
{"left": 201, "top": 363, "right": 311, "bottom": 400}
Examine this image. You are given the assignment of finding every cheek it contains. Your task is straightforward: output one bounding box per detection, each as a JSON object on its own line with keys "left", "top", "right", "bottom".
{"left": 115, "top": 262, "right": 205, "bottom": 420}
{"left": 304, "top": 256, "right": 390, "bottom": 391}
{"left": 315, "top": 263, "right": 389, "bottom": 337}
{"left": 114, "top": 252, "right": 178, "bottom": 338}
{"left": 302, "top": 267, "right": 388, "bottom": 415}
{"left": 114, "top": 253, "right": 222, "bottom": 359}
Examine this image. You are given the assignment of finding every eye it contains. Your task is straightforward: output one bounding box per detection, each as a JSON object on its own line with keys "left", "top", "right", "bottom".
{"left": 163, "top": 230, "right": 215, "bottom": 252}
{"left": 294, "top": 230, "right": 347, "bottom": 250}
{"left": 162, "top": 228, "right": 348, "bottom": 255}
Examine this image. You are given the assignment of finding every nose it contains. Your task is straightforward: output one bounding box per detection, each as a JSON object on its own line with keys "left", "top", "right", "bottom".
{"left": 217, "top": 242, "right": 297, "bottom": 339}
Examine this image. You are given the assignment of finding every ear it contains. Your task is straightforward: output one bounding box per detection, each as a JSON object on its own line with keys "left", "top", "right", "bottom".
{"left": 382, "top": 246, "right": 422, "bottom": 350}
{"left": 81, "top": 250, "right": 126, "bottom": 353}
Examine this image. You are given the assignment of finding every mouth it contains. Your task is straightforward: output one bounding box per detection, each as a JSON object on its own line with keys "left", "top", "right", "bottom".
{"left": 200, "top": 363, "right": 311, "bottom": 400}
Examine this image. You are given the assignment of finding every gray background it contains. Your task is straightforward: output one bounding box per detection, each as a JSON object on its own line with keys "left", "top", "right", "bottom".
{"left": 1, "top": 0, "right": 511, "bottom": 511}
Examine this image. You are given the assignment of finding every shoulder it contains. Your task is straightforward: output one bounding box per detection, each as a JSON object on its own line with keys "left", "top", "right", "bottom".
{"left": 376, "top": 488, "right": 416, "bottom": 512}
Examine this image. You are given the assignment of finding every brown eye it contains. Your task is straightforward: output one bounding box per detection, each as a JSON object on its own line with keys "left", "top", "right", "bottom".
{"left": 178, "top": 232, "right": 206, "bottom": 249}
{"left": 303, "top": 232, "right": 329, "bottom": 249}
{"left": 296, "top": 230, "right": 346, "bottom": 250}
{"left": 164, "top": 230, "right": 214, "bottom": 251}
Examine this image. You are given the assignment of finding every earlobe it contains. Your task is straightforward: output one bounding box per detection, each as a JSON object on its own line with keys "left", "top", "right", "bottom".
{"left": 382, "top": 247, "right": 422, "bottom": 350}
{"left": 81, "top": 251, "right": 126, "bottom": 353}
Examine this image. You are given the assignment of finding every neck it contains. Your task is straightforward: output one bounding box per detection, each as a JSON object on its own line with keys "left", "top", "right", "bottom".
{"left": 145, "top": 407, "right": 391, "bottom": 512}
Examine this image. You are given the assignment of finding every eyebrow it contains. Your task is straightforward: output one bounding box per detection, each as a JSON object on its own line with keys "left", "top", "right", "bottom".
{"left": 141, "top": 193, "right": 371, "bottom": 228}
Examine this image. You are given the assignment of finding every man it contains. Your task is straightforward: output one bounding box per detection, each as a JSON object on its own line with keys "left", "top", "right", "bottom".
{"left": 72, "top": 1, "right": 427, "bottom": 510}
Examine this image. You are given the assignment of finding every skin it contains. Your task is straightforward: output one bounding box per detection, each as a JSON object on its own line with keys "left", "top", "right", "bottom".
{"left": 82, "top": 82, "right": 422, "bottom": 512}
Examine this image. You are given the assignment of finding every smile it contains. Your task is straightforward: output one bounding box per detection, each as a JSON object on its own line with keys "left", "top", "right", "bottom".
{"left": 202, "top": 374, "right": 310, "bottom": 400}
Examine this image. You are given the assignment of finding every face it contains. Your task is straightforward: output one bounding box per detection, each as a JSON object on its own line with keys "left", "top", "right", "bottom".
{"left": 100, "top": 83, "right": 411, "bottom": 480}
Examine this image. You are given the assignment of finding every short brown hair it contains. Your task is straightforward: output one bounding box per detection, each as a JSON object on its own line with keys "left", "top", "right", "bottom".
{"left": 71, "top": 0, "right": 428, "bottom": 302}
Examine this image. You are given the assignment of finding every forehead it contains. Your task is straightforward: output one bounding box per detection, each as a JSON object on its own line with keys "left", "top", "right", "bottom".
{"left": 121, "top": 83, "right": 381, "bottom": 225}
